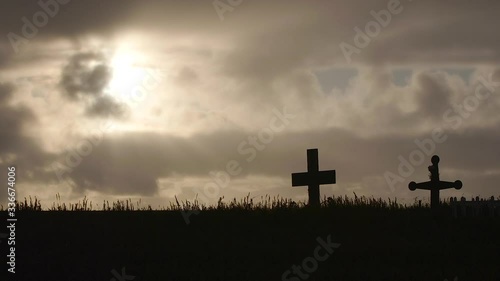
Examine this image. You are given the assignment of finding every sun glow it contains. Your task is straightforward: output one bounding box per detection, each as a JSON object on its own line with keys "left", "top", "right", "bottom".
{"left": 107, "top": 46, "right": 150, "bottom": 104}
{"left": 103, "top": 43, "right": 172, "bottom": 134}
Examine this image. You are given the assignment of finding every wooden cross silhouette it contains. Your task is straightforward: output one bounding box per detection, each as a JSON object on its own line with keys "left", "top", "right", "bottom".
{"left": 408, "top": 155, "right": 462, "bottom": 210}
{"left": 291, "top": 148, "right": 336, "bottom": 206}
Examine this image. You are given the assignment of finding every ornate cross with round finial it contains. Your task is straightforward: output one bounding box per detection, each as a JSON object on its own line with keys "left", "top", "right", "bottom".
{"left": 409, "top": 155, "right": 462, "bottom": 210}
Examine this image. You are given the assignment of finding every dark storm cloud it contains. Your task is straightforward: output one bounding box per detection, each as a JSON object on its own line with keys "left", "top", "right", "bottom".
{"left": 0, "top": 83, "right": 14, "bottom": 102}
{"left": 53, "top": 125, "right": 500, "bottom": 198}
{"left": 59, "top": 51, "right": 128, "bottom": 119}
{"left": 85, "top": 96, "right": 128, "bottom": 119}
{"left": 0, "top": 83, "right": 36, "bottom": 154}
{"left": 0, "top": 43, "right": 11, "bottom": 69}
{"left": 0, "top": 0, "right": 226, "bottom": 61}
{"left": 2, "top": 0, "right": 500, "bottom": 66}
{"left": 362, "top": 3, "right": 500, "bottom": 64}
{"left": 0, "top": 83, "right": 56, "bottom": 203}
{"left": 59, "top": 51, "right": 111, "bottom": 99}
{"left": 492, "top": 69, "right": 500, "bottom": 82}
{"left": 0, "top": 0, "right": 138, "bottom": 56}
{"left": 53, "top": 129, "right": 246, "bottom": 196}
{"left": 414, "top": 72, "right": 452, "bottom": 119}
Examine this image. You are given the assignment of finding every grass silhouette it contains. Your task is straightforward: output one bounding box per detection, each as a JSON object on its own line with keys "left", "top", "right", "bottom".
{"left": 2, "top": 192, "right": 482, "bottom": 211}
{"left": 1, "top": 193, "right": 499, "bottom": 280}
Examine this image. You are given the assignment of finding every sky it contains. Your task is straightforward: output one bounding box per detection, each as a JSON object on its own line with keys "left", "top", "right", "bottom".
{"left": 0, "top": 0, "right": 499, "bottom": 209}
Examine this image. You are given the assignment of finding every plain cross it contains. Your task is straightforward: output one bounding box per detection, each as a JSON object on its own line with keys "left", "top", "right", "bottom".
{"left": 408, "top": 155, "right": 462, "bottom": 210}
{"left": 292, "top": 149, "right": 336, "bottom": 206}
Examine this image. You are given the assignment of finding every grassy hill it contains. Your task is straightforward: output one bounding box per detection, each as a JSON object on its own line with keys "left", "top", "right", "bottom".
{"left": 1, "top": 195, "right": 499, "bottom": 281}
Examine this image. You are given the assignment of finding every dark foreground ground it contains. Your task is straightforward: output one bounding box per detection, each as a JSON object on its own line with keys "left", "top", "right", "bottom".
{"left": 1, "top": 206, "right": 500, "bottom": 281}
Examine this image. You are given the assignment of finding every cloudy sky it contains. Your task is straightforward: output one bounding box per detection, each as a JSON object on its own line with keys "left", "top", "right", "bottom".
{"left": 0, "top": 0, "right": 499, "bottom": 208}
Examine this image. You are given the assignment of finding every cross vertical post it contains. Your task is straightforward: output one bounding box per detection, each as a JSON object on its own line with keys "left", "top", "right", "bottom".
{"left": 307, "top": 149, "right": 320, "bottom": 206}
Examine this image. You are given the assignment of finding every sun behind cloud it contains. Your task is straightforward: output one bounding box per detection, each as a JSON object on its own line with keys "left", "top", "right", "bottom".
{"left": 107, "top": 45, "right": 151, "bottom": 104}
